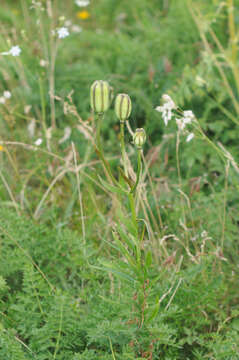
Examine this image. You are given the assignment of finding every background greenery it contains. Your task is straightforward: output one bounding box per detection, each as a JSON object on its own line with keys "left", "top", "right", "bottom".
{"left": 0, "top": 0, "right": 239, "bottom": 359}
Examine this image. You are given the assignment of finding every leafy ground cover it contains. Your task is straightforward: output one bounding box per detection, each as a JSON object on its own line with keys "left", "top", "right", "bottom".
{"left": 0, "top": 0, "right": 239, "bottom": 359}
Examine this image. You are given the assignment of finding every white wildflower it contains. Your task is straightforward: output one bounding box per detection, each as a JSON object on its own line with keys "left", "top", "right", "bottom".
{"left": 40, "top": 59, "right": 48, "bottom": 67}
{"left": 3, "top": 91, "right": 11, "bottom": 99}
{"left": 183, "top": 110, "right": 195, "bottom": 124}
{"left": 0, "top": 97, "right": 6, "bottom": 104}
{"left": 57, "top": 27, "right": 69, "bottom": 39}
{"left": 9, "top": 45, "right": 21, "bottom": 56}
{"left": 176, "top": 118, "right": 186, "bottom": 131}
{"left": 75, "top": 0, "right": 90, "bottom": 6}
{"left": 1, "top": 45, "right": 21, "bottom": 57}
{"left": 186, "top": 133, "right": 194, "bottom": 142}
{"left": 34, "top": 138, "right": 43, "bottom": 146}
{"left": 155, "top": 94, "right": 176, "bottom": 126}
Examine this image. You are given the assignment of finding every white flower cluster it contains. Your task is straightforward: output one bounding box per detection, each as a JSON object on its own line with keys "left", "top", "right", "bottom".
{"left": 1, "top": 45, "right": 21, "bottom": 57}
{"left": 155, "top": 94, "right": 176, "bottom": 126}
{"left": 176, "top": 110, "right": 195, "bottom": 142}
{"left": 0, "top": 91, "right": 12, "bottom": 104}
{"left": 155, "top": 94, "right": 195, "bottom": 142}
{"left": 57, "top": 27, "right": 70, "bottom": 39}
{"left": 75, "top": 0, "right": 90, "bottom": 6}
{"left": 175, "top": 111, "right": 194, "bottom": 130}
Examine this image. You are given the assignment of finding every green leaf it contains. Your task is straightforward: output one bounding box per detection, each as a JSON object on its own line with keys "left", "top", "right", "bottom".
{"left": 112, "top": 231, "right": 140, "bottom": 277}
{"left": 98, "top": 176, "right": 127, "bottom": 195}
{"left": 95, "top": 262, "right": 135, "bottom": 283}
{"left": 117, "top": 166, "right": 134, "bottom": 188}
{"left": 145, "top": 251, "right": 152, "bottom": 268}
{"left": 116, "top": 225, "right": 138, "bottom": 251}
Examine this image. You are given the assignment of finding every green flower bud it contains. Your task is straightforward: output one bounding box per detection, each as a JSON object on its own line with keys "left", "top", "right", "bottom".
{"left": 90, "top": 80, "right": 110, "bottom": 113}
{"left": 115, "top": 93, "right": 132, "bottom": 121}
{"left": 133, "top": 128, "right": 146, "bottom": 149}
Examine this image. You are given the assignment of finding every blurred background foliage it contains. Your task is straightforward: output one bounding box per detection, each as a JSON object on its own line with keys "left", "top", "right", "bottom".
{"left": 1, "top": 0, "right": 239, "bottom": 174}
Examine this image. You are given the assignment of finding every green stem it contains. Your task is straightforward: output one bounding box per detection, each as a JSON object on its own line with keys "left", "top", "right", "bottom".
{"left": 96, "top": 112, "right": 104, "bottom": 153}
{"left": 130, "top": 149, "right": 142, "bottom": 194}
{"left": 39, "top": 77, "right": 50, "bottom": 151}
{"left": 129, "top": 190, "right": 141, "bottom": 269}
{"left": 129, "top": 192, "right": 137, "bottom": 228}
{"left": 120, "top": 121, "right": 128, "bottom": 177}
{"left": 94, "top": 112, "right": 118, "bottom": 186}
{"left": 95, "top": 146, "right": 118, "bottom": 186}
{"left": 128, "top": 149, "right": 142, "bottom": 239}
{"left": 176, "top": 131, "right": 188, "bottom": 245}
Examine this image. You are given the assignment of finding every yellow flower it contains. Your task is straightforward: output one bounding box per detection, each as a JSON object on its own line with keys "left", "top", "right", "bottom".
{"left": 0, "top": 145, "right": 4, "bottom": 151}
{"left": 77, "top": 10, "right": 90, "bottom": 20}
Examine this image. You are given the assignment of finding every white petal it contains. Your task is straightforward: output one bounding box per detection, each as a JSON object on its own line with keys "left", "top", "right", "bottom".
{"left": 57, "top": 27, "right": 69, "bottom": 39}
{"left": 3, "top": 91, "right": 11, "bottom": 99}
{"left": 176, "top": 118, "right": 185, "bottom": 130}
{"left": 9, "top": 45, "right": 21, "bottom": 56}
{"left": 163, "top": 114, "right": 168, "bottom": 126}
{"left": 162, "top": 94, "right": 172, "bottom": 102}
{"left": 155, "top": 106, "right": 163, "bottom": 112}
{"left": 183, "top": 110, "right": 194, "bottom": 119}
{"left": 167, "top": 109, "right": 172, "bottom": 120}
{"left": 34, "top": 138, "right": 43, "bottom": 146}
{"left": 186, "top": 133, "right": 194, "bottom": 142}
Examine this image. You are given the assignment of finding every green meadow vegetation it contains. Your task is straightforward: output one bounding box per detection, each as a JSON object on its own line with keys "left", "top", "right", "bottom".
{"left": 1, "top": 0, "right": 239, "bottom": 358}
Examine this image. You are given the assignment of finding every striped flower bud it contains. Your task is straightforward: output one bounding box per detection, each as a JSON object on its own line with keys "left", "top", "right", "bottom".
{"left": 90, "top": 80, "right": 110, "bottom": 114}
{"left": 115, "top": 93, "right": 132, "bottom": 121}
{"left": 133, "top": 128, "right": 146, "bottom": 149}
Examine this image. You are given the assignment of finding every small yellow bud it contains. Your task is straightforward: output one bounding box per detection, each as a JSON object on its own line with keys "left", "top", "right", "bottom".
{"left": 133, "top": 128, "right": 146, "bottom": 149}
{"left": 115, "top": 93, "right": 132, "bottom": 121}
{"left": 90, "top": 80, "right": 110, "bottom": 114}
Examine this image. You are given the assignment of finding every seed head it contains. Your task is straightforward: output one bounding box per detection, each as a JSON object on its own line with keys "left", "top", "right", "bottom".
{"left": 133, "top": 128, "right": 146, "bottom": 149}
{"left": 90, "top": 80, "right": 110, "bottom": 114}
{"left": 115, "top": 93, "right": 132, "bottom": 121}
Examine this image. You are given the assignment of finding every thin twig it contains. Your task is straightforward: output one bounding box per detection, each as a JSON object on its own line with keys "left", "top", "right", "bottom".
{"left": 165, "top": 278, "right": 183, "bottom": 310}
{"left": 0, "top": 169, "right": 20, "bottom": 216}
